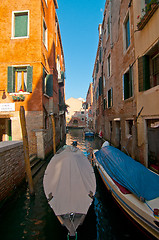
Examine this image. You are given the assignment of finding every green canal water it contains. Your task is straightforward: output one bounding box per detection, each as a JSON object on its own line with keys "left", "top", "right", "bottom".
{"left": 0, "top": 129, "right": 150, "bottom": 240}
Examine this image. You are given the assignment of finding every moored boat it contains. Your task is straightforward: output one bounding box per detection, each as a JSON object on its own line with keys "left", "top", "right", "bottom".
{"left": 94, "top": 145, "right": 159, "bottom": 239}
{"left": 43, "top": 145, "right": 96, "bottom": 239}
{"left": 84, "top": 128, "right": 95, "bottom": 138}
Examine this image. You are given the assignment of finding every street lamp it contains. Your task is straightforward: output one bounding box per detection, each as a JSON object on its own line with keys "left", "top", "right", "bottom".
{"left": 0, "top": 90, "right": 6, "bottom": 99}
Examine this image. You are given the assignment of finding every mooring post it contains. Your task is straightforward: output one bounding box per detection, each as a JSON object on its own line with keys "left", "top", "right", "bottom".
{"left": 19, "top": 106, "right": 34, "bottom": 195}
{"left": 51, "top": 114, "right": 56, "bottom": 155}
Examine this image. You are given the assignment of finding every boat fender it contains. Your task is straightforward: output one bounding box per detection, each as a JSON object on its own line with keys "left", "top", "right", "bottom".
{"left": 154, "top": 209, "right": 159, "bottom": 220}
{"left": 47, "top": 192, "right": 53, "bottom": 202}
{"left": 88, "top": 191, "right": 94, "bottom": 199}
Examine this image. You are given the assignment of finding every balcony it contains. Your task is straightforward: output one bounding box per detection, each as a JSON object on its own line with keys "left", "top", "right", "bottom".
{"left": 137, "top": 2, "right": 159, "bottom": 31}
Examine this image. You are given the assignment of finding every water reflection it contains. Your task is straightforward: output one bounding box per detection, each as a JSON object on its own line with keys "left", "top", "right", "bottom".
{"left": 0, "top": 129, "right": 150, "bottom": 240}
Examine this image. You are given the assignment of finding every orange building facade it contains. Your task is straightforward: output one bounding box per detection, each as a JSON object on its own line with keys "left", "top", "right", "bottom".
{"left": 0, "top": 0, "right": 66, "bottom": 158}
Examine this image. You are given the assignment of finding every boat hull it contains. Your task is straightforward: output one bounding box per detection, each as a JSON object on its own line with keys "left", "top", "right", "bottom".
{"left": 95, "top": 162, "right": 159, "bottom": 239}
{"left": 58, "top": 214, "right": 86, "bottom": 236}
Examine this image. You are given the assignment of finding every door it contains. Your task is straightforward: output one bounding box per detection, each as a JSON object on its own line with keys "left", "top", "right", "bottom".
{"left": 0, "top": 119, "right": 5, "bottom": 141}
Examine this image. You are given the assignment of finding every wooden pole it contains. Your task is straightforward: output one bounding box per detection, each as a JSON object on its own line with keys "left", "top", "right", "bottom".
{"left": 51, "top": 114, "right": 56, "bottom": 155}
{"left": 19, "top": 106, "right": 34, "bottom": 195}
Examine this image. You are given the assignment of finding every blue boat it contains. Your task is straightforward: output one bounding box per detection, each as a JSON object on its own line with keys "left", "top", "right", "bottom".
{"left": 84, "top": 128, "right": 95, "bottom": 138}
{"left": 94, "top": 146, "right": 159, "bottom": 239}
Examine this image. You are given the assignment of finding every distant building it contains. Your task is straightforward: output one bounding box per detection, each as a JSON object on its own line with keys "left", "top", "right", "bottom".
{"left": 66, "top": 97, "right": 87, "bottom": 128}
{"left": 0, "top": 0, "right": 66, "bottom": 159}
{"left": 86, "top": 83, "right": 93, "bottom": 129}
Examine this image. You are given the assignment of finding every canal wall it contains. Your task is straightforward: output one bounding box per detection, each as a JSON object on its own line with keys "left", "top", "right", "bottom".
{"left": 0, "top": 141, "right": 25, "bottom": 206}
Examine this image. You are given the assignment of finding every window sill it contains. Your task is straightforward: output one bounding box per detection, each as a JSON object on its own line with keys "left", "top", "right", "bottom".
{"left": 9, "top": 92, "right": 30, "bottom": 95}
{"left": 44, "top": 93, "right": 50, "bottom": 98}
{"left": 11, "top": 36, "right": 29, "bottom": 40}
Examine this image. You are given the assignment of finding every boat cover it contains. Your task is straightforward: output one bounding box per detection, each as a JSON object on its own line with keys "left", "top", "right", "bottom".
{"left": 95, "top": 146, "right": 159, "bottom": 201}
{"left": 43, "top": 146, "right": 96, "bottom": 215}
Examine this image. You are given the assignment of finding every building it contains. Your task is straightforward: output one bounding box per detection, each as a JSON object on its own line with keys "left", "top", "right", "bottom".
{"left": 93, "top": 0, "right": 136, "bottom": 156}
{"left": 0, "top": 0, "right": 66, "bottom": 159}
{"left": 66, "top": 97, "right": 87, "bottom": 128}
{"left": 133, "top": 0, "right": 159, "bottom": 170}
{"left": 92, "top": 0, "right": 159, "bottom": 172}
{"left": 86, "top": 83, "right": 93, "bottom": 129}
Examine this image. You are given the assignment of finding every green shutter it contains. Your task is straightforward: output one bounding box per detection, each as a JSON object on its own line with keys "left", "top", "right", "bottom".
{"left": 138, "top": 57, "right": 144, "bottom": 92}
{"left": 27, "top": 66, "right": 33, "bottom": 92}
{"left": 43, "top": 68, "right": 45, "bottom": 93}
{"left": 99, "top": 77, "right": 103, "bottom": 96}
{"left": 143, "top": 55, "right": 150, "bottom": 90}
{"left": 7, "top": 66, "right": 15, "bottom": 93}
{"left": 46, "top": 74, "right": 53, "bottom": 97}
{"left": 15, "top": 13, "right": 28, "bottom": 37}
{"left": 138, "top": 56, "right": 150, "bottom": 92}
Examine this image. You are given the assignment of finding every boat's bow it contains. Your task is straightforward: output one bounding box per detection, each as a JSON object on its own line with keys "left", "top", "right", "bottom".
{"left": 43, "top": 146, "right": 96, "bottom": 237}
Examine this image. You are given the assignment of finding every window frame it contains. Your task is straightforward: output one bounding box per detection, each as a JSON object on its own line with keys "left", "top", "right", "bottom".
{"left": 43, "top": 18, "right": 48, "bottom": 50}
{"left": 123, "top": 66, "right": 133, "bottom": 100}
{"left": 123, "top": 12, "right": 131, "bottom": 52}
{"left": 7, "top": 65, "right": 33, "bottom": 93}
{"left": 12, "top": 10, "right": 29, "bottom": 39}
{"left": 107, "top": 54, "right": 111, "bottom": 78}
{"left": 107, "top": 88, "right": 113, "bottom": 108}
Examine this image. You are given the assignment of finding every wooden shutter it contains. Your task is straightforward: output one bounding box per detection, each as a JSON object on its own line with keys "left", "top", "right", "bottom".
{"left": 99, "top": 77, "right": 103, "bottom": 96}
{"left": 138, "top": 56, "right": 150, "bottom": 91}
{"left": 15, "top": 13, "right": 28, "bottom": 37}
{"left": 43, "top": 68, "right": 45, "bottom": 93}
{"left": 143, "top": 55, "right": 150, "bottom": 90}
{"left": 7, "top": 66, "right": 15, "bottom": 93}
{"left": 138, "top": 57, "right": 144, "bottom": 92}
{"left": 27, "top": 66, "right": 33, "bottom": 92}
{"left": 46, "top": 74, "right": 53, "bottom": 97}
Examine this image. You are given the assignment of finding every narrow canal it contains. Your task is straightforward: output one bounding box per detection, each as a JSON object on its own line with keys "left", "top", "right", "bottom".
{"left": 0, "top": 129, "right": 150, "bottom": 240}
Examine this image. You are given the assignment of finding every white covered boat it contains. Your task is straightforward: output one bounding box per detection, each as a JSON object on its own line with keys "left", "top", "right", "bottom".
{"left": 94, "top": 146, "right": 159, "bottom": 239}
{"left": 43, "top": 145, "right": 96, "bottom": 238}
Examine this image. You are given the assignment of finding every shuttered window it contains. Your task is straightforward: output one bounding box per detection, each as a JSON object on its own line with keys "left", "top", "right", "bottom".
{"left": 108, "top": 88, "right": 113, "bottom": 108}
{"left": 12, "top": 11, "right": 29, "bottom": 38}
{"left": 43, "top": 68, "right": 53, "bottom": 97}
{"left": 99, "top": 77, "right": 103, "bottom": 96}
{"left": 7, "top": 66, "right": 33, "bottom": 93}
{"left": 138, "top": 56, "right": 150, "bottom": 91}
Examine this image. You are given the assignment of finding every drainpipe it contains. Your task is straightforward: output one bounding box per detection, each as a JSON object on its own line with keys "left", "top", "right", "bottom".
{"left": 109, "top": 0, "right": 113, "bottom": 48}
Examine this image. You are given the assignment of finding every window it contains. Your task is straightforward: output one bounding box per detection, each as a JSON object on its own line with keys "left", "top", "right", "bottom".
{"left": 123, "top": 67, "right": 133, "bottom": 100}
{"left": 107, "top": 54, "right": 111, "bottom": 77}
{"left": 124, "top": 14, "right": 130, "bottom": 50}
{"left": 43, "top": 68, "right": 53, "bottom": 97}
{"left": 125, "top": 120, "right": 133, "bottom": 137}
{"left": 106, "top": 15, "right": 110, "bottom": 40}
{"left": 7, "top": 66, "right": 33, "bottom": 93}
{"left": 138, "top": 52, "right": 159, "bottom": 91}
{"left": 152, "top": 54, "right": 159, "bottom": 87}
{"left": 108, "top": 88, "right": 113, "bottom": 108}
{"left": 43, "top": 19, "right": 48, "bottom": 49}
{"left": 12, "top": 11, "right": 29, "bottom": 38}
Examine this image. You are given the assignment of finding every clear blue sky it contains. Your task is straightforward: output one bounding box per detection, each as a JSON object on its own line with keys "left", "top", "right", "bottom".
{"left": 57, "top": 0, "right": 105, "bottom": 100}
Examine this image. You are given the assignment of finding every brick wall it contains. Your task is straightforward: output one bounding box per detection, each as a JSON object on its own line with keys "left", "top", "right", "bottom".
{"left": 0, "top": 141, "right": 25, "bottom": 205}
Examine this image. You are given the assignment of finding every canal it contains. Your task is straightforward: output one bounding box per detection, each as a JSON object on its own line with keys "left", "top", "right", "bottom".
{"left": 0, "top": 129, "right": 150, "bottom": 240}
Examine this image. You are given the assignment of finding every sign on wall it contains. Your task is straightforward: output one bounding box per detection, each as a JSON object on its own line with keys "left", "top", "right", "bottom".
{"left": 0, "top": 103, "right": 15, "bottom": 112}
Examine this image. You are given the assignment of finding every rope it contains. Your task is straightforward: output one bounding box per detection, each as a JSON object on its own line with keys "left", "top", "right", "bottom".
{"left": 145, "top": 201, "right": 153, "bottom": 213}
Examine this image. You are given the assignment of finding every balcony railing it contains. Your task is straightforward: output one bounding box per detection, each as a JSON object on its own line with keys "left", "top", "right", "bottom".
{"left": 137, "top": 2, "right": 159, "bottom": 30}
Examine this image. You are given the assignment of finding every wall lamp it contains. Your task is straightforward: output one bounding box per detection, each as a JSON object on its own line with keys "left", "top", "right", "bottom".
{"left": 0, "top": 89, "right": 7, "bottom": 99}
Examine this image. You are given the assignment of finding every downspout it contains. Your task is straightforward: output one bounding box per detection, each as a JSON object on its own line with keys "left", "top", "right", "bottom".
{"left": 109, "top": 0, "right": 113, "bottom": 48}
